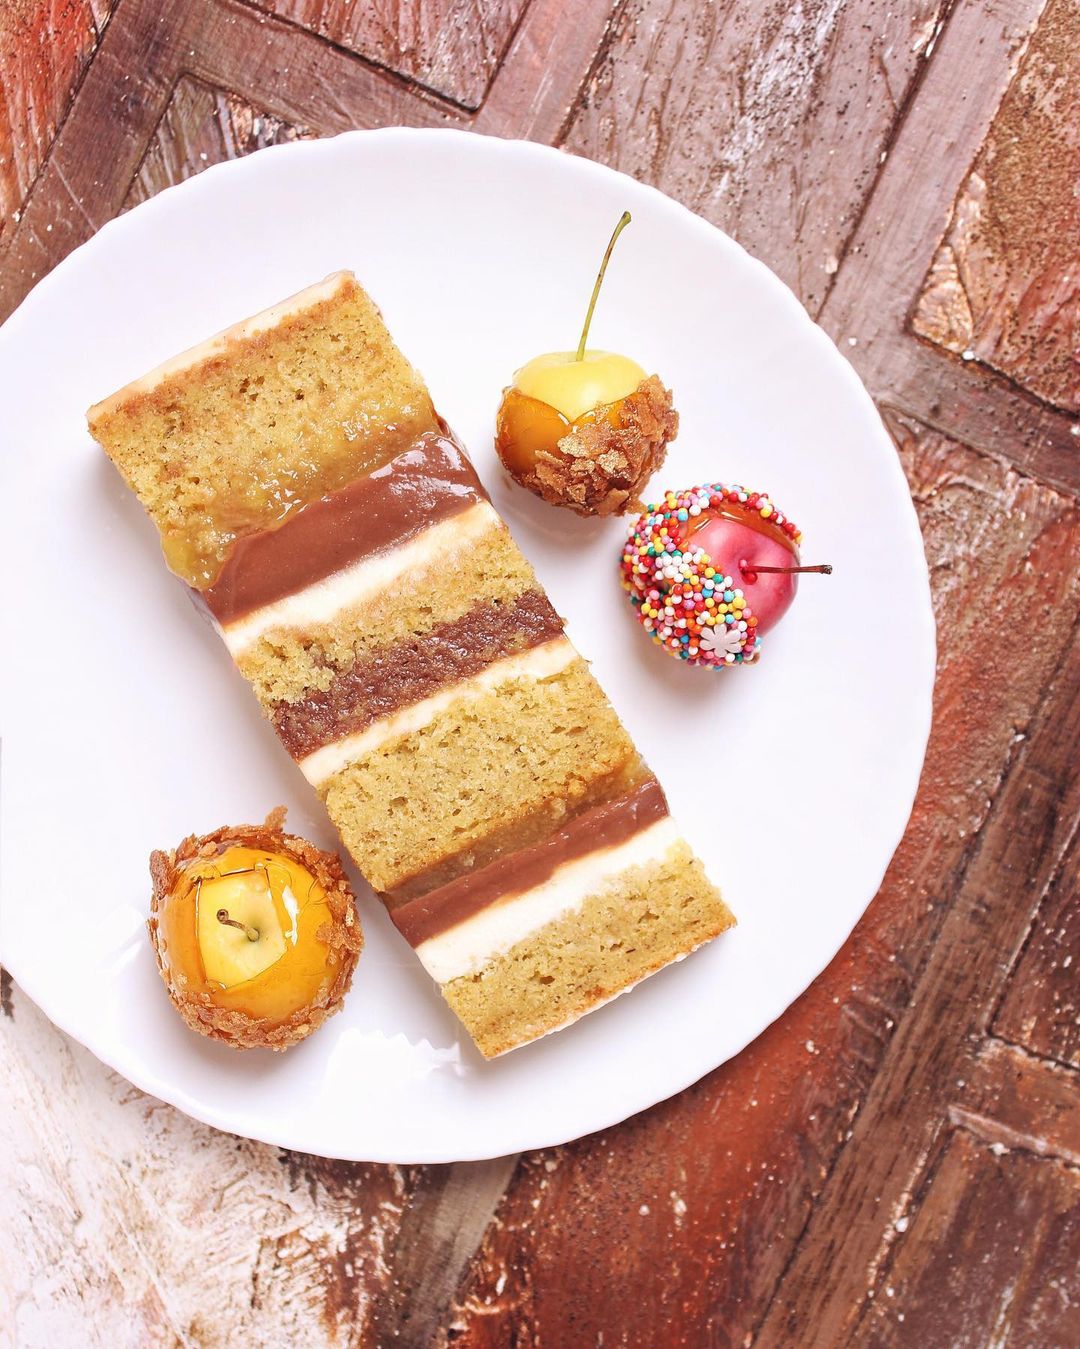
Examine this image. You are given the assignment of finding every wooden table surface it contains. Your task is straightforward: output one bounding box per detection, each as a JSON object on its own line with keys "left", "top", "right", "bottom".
{"left": 3, "top": 0, "right": 1079, "bottom": 1344}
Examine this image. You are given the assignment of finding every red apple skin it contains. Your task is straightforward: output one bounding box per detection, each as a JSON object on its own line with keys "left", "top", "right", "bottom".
{"left": 686, "top": 514, "right": 799, "bottom": 636}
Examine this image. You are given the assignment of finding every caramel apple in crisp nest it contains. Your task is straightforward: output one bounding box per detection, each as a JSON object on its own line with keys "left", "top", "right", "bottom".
{"left": 148, "top": 808, "right": 362, "bottom": 1050}
{"left": 495, "top": 212, "right": 678, "bottom": 516}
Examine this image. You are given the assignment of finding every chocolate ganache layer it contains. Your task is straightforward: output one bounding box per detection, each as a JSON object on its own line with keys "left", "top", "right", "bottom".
{"left": 392, "top": 778, "right": 671, "bottom": 947}
{"left": 273, "top": 589, "right": 565, "bottom": 759}
{"left": 384, "top": 759, "right": 649, "bottom": 908}
{"left": 203, "top": 433, "right": 488, "bottom": 623}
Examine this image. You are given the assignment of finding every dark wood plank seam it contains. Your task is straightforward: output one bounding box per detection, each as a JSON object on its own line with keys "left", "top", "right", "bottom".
{"left": 0, "top": 0, "right": 188, "bottom": 314}
{"left": 986, "top": 1036, "right": 1080, "bottom": 1082}
{"left": 855, "top": 1105, "right": 1080, "bottom": 1346}
{"left": 550, "top": 0, "right": 631, "bottom": 148}
{"left": 371, "top": 1155, "right": 520, "bottom": 1346}
{"left": 11, "top": 0, "right": 127, "bottom": 224}
{"left": 881, "top": 403, "right": 1080, "bottom": 521}
{"left": 876, "top": 353, "right": 1080, "bottom": 498}
{"left": 943, "top": 1106, "right": 1078, "bottom": 1170}
{"left": 947, "top": 1107, "right": 1080, "bottom": 1169}
{"left": 764, "top": 620, "right": 1080, "bottom": 1339}
{"left": 743, "top": 1054, "right": 949, "bottom": 1345}
{"left": 468, "top": 0, "right": 547, "bottom": 114}
{"left": 980, "top": 1034, "right": 1080, "bottom": 1086}
{"left": 472, "top": 0, "right": 618, "bottom": 141}
{"left": 983, "top": 820, "right": 1080, "bottom": 1066}
{"left": 114, "top": 66, "right": 186, "bottom": 208}
{"left": 806, "top": 0, "right": 958, "bottom": 322}
{"left": 949, "top": 1089, "right": 1078, "bottom": 1165}
{"left": 185, "top": 0, "right": 459, "bottom": 126}
{"left": 820, "top": 0, "right": 1049, "bottom": 338}
{"left": 988, "top": 1031, "right": 1080, "bottom": 1082}
{"left": 0, "top": 0, "right": 129, "bottom": 244}
{"left": 816, "top": 0, "right": 1079, "bottom": 490}
{"left": 0, "top": 0, "right": 476, "bottom": 319}
{"left": 227, "top": 0, "right": 484, "bottom": 114}
{"left": 950, "top": 1038, "right": 1080, "bottom": 1166}
{"left": 898, "top": 321, "right": 1080, "bottom": 429}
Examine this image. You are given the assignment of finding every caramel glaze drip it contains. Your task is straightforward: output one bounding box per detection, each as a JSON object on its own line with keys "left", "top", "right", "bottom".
{"left": 392, "top": 778, "right": 670, "bottom": 948}
{"left": 203, "top": 433, "right": 489, "bottom": 623}
{"left": 165, "top": 406, "right": 441, "bottom": 590}
{"left": 383, "top": 757, "right": 651, "bottom": 909}
{"left": 684, "top": 502, "right": 799, "bottom": 556}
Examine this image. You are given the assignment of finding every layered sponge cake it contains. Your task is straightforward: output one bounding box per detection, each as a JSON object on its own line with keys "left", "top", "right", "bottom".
{"left": 88, "top": 271, "right": 734, "bottom": 1057}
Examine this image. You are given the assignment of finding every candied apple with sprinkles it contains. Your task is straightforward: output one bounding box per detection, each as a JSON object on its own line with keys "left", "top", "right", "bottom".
{"left": 620, "top": 484, "right": 831, "bottom": 669}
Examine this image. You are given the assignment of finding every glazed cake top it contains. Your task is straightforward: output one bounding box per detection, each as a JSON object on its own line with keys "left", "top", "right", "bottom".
{"left": 87, "top": 271, "right": 440, "bottom": 588}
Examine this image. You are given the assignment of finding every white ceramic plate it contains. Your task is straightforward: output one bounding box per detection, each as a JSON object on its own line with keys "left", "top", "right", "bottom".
{"left": 0, "top": 129, "right": 934, "bottom": 1162}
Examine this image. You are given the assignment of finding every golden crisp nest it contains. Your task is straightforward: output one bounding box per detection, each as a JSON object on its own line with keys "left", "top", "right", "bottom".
{"left": 515, "top": 375, "right": 678, "bottom": 517}
{"left": 147, "top": 807, "right": 363, "bottom": 1051}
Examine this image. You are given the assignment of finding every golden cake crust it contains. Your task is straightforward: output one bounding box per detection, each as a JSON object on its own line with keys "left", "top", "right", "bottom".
{"left": 88, "top": 271, "right": 439, "bottom": 587}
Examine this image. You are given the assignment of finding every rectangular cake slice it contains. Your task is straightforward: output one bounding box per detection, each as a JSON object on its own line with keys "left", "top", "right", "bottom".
{"left": 88, "top": 270, "right": 734, "bottom": 1057}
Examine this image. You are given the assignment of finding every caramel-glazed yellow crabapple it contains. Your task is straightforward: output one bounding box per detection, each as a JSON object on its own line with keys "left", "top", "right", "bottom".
{"left": 495, "top": 212, "right": 678, "bottom": 516}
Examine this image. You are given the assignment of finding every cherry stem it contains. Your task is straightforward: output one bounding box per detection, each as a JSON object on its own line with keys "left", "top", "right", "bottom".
{"left": 740, "top": 562, "right": 833, "bottom": 576}
{"left": 216, "top": 908, "right": 259, "bottom": 942}
{"left": 575, "top": 211, "right": 632, "bottom": 362}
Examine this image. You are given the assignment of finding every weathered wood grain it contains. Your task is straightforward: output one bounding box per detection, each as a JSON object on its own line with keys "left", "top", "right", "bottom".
{"left": 126, "top": 75, "right": 315, "bottom": 209}
{"left": 912, "top": 0, "right": 1080, "bottom": 413}
{"left": 0, "top": 0, "right": 107, "bottom": 243}
{"left": 817, "top": 0, "right": 1080, "bottom": 495}
{"left": 953, "top": 1039, "right": 1080, "bottom": 1167}
{"left": 994, "top": 827, "right": 1080, "bottom": 1070}
{"left": 184, "top": 0, "right": 455, "bottom": 136}
{"left": 0, "top": 0, "right": 186, "bottom": 317}
{"left": 372, "top": 1155, "right": 519, "bottom": 1342}
{"left": 470, "top": 0, "right": 617, "bottom": 142}
{"left": 0, "top": 0, "right": 620, "bottom": 319}
{"left": 564, "top": 0, "right": 946, "bottom": 316}
{"left": 5, "top": 0, "right": 1080, "bottom": 1342}
{"left": 859, "top": 1129, "right": 1080, "bottom": 1347}
{"left": 441, "top": 415, "right": 1080, "bottom": 1348}
{"left": 754, "top": 617, "right": 1080, "bottom": 1345}
{"left": 1, "top": 982, "right": 407, "bottom": 1347}
{"left": 0, "top": 0, "right": 455, "bottom": 322}
{"left": 249, "top": 0, "right": 529, "bottom": 110}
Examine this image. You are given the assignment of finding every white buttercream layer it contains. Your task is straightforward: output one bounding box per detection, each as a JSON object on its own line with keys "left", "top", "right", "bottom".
{"left": 221, "top": 500, "right": 502, "bottom": 655}
{"left": 414, "top": 816, "right": 681, "bottom": 985}
{"left": 300, "top": 635, "right": 578, "bottom": 786}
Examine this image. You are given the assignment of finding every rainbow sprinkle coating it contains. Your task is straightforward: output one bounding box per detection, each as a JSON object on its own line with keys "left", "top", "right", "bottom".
{"left": 620, "top": 484, "right": 802, "bottom": 670}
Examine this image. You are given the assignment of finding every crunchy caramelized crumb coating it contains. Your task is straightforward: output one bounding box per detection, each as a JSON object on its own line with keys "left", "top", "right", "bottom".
{"left": 507, "top": 376, "right": 677, "bottom": 517}
{"left": 148, "top": 808, "right": 362, "bottom": 1050}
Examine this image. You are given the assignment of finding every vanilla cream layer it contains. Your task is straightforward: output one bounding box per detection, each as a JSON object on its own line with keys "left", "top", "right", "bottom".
{"left": 299, "top": 635, "right": 579, "bottom": 786}
{"left": 415, "top": 816, "right": 682, "bottom": 984}
{"left": 221, "top": 500, "right": 502, "bottom": 655}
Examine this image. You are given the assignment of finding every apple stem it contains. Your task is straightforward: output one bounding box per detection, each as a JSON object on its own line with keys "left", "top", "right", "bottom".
{"left": 575, "top": 211, "right": 632, "bottom": 363}
{"left": 740, "top": 561, "right": 833, "bottom": 576}
{"left": 217, "top": 908, "right": 259, "bottom": 942}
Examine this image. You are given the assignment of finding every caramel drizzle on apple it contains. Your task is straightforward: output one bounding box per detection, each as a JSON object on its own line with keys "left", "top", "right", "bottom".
{"left": 684, "top": 502, "right": 832, "bottom": 584}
